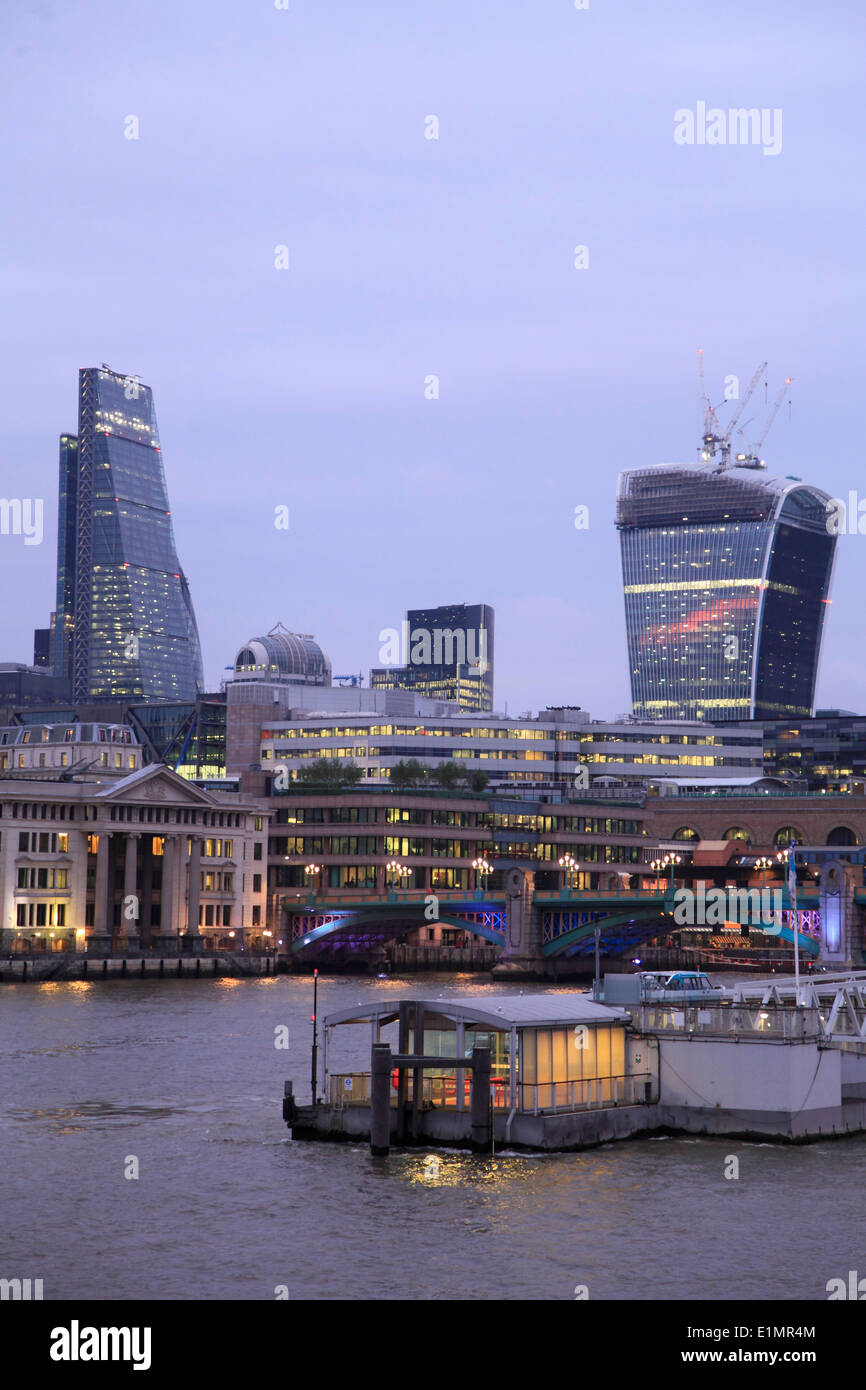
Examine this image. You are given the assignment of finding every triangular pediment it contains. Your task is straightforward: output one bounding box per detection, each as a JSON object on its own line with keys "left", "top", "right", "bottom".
{"left": 95, "top": 764, "right": 222, "bottom": 805}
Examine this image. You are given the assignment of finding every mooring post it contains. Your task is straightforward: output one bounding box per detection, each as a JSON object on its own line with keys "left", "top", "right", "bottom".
{"left": 371, "top": 1043, "right": 392, "bottom": 1156}
{"left": 470, "top": 1046, "right": 491, "bottom": 1153}
{"left": 411, "top": 1003, "right": 425, "bottom": 1141}
{"left": 396, "top": 1002, "right": 410, "bottom": 1141}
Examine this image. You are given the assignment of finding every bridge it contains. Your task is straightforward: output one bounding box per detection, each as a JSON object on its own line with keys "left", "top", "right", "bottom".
{"left": 280, "top": 867, "right": 861, "bottom": 972}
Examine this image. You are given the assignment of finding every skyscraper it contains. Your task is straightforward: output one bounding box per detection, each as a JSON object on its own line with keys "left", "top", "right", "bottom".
{"left": 54, "top": 366, "right": 204, "bottom": 701}
{"left": 616, "top": 463, "right": 836, "bottom": 721}
{"left": 370, "top": 602, "right": 494, "bottom": 712}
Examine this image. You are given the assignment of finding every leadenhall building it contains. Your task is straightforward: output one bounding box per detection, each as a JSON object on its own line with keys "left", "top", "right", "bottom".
{"left": 0, "top": 723, "right": 269, "bottom": 953}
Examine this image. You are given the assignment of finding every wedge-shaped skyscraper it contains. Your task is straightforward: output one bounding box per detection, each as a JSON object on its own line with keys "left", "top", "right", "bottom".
{"left": 616, "top": 463, "right": 836, "bottom": 720}
{"left": 55, "top": 366, "right": 204, "bottom": 700}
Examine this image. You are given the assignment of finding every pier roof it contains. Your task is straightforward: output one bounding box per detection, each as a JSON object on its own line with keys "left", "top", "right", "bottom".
{"left": 323, "top": 993, "right": 628, "bottom": 1032}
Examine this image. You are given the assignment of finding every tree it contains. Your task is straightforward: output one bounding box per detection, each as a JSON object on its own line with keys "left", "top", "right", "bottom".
{"left": 465, "top": 769, "right": 489, "bottom": 793}
{"left": 298, "top": 758, "right": 362, "bottom": 788}
{"left": 389, "top": 759, "right": 427, "bottom": 788}
{"left": 431, "top": 760, "right": 462, "bottom": 790}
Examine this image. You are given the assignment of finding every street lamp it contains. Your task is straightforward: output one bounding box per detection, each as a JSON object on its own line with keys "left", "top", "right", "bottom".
{"left": 663, "top": 853, "right": 682, "bottom": 888}
{"left": 755, "top": 855, "right": 773, "bottom": 889}
{"left": 558, "top": 853, "right": 577, "bottom": 892}
{"left": 650, "top": 858, "right": 664, "bottom": 892}
{"left": 304, "top": 862, "right": 323, "bottom": 902}
{"left": 472, "top": 857, "right": 492, "bottom": 893}
{"left": 386, "top": 859, "right": 411, "bottom": 891}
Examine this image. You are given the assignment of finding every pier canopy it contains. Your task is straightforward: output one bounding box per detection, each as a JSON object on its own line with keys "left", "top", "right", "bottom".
{"left": 322, "top": 993, "right": 635, "bottom": 1115}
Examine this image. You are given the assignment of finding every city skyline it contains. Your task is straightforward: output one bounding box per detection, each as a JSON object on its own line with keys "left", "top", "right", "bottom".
{"left": 2, "top": 1, "right": 865, "bottom": 719}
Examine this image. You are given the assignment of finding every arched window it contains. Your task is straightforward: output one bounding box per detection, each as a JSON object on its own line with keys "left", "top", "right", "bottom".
{"left": 773, "top": 826, "right": 804, "bottom": 848}
{"left": 672, "top": 827, "right": 699, "bottom": 841}
{"left": 827, "top": 826, "right": 858, "bottom": 847}
{"left": 722, "top": 827, "right": 750, "bottom": 842}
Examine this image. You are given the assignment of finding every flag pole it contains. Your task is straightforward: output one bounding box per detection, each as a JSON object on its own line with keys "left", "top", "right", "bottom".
{"left": 789, "top": 846, "right": 800, "bottom": 1001}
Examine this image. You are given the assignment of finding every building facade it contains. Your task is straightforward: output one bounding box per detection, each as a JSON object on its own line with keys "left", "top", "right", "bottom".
{"left": 254, "top": 704, "right": 763, "bottom": 790}
{"left": 51, "top": 366, "right": 204, "bottom": 702}
{"left": 616, "top": 463, "right": 836, "bottom": 721}
{"left": 0, "top": 763, "right": 269, "bottom": 953}
{"left": 371, "top": 602, "right": 494, "bottom": 712}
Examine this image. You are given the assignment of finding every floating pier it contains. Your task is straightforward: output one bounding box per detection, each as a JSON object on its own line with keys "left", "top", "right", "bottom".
{"left": 284, "top": 979, "right": 866, "bottom": 1152}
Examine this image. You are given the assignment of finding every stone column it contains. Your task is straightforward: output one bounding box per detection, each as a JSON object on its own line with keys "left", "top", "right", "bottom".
{"left": 186, "top": 836, "right": 203, "bottom": 948}
{"left": 123, "top": 833, "right": 141, "bottom": 947}
{"left": 160, "top": 835, "right": 176, "bottom": 947}
{"left": 140, "top": 834, "right": 154, "bottom": 949}
{"left": 91, "top": 829, "right": 113, "bottom": 955}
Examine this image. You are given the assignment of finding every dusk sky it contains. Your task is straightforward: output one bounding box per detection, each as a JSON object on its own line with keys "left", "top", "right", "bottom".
{"left": 3, "top": 1, "right": 865, "bottom": 718}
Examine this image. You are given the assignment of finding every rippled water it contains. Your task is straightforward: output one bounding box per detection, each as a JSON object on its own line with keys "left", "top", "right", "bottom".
{"left": 1, "top": 973, "right": 863, "bottom": 1301}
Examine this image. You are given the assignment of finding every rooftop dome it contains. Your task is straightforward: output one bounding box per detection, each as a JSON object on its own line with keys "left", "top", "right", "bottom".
{"left": 233, "top": 623, "right": 331, "bottom": 685}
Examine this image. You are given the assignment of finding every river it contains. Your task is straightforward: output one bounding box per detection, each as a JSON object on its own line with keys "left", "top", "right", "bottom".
{"left": 1, "top": 973, "right": 862, "bottom": 1301}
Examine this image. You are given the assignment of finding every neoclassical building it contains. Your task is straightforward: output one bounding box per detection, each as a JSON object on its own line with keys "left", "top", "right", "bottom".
{"left": 0, "top": 761, "right": 270, "bottom": 954}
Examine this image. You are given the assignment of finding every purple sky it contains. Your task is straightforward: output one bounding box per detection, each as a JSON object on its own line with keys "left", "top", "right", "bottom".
{"left": 3, "top": 1, "right": 865, "bottom": 717}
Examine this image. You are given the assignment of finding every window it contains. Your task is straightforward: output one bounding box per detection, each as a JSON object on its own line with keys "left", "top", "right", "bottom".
{"left": 18, "top": 832, "right": 28, "bottom": 851}
{"left": 253, "top": 842, "right": 263, "bottom": 860}
{"left": 253, "top": 874, "right": 262, "bottom": 893}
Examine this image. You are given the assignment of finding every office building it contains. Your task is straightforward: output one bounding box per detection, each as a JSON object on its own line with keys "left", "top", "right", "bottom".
{"left": 370, "top": 602, "right": 494, "bottom": 712}
{"left": 51, "top": 366, "right": 204, "bottom": 701}
{"left": 616, "top": 463, "right": 836, "bottom": 721}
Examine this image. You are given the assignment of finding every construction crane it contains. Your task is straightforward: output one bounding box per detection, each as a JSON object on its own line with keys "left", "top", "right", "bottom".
{"left": 697, "top": 349, "right": 725, "bottom": 464}
{"left": 697, "top": 352, "right": 768, "bottom": 469}
{"left": 734, "top": 377, "right": 793, "bottom": 468}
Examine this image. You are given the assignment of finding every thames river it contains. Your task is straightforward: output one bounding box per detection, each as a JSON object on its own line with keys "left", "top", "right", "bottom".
{"left": 2, "top": 973, "right": 863, "bottom": 1301}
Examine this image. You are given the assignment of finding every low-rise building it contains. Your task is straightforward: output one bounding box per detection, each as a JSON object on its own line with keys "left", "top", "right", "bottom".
{"left": 0, "top": 760, "right": 270, "bottom": 954}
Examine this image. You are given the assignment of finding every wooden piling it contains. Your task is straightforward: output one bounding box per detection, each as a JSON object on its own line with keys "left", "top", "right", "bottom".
{"left": 411, "top": 1003, "right": 424, "bottom": 1141}
{"left": 470, "top": 1046, "right": 492, "bottom": 1153}
{"left": 370, "top": 1043, "right": 392, "bottom": 1156}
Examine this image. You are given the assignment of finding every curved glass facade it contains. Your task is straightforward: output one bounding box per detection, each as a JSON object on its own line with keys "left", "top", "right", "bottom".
{"left": 617, "top": 464, "right": 836, "bottom": 721}
{"left": 58, "top": 367, "right": 204, "bottom": 701}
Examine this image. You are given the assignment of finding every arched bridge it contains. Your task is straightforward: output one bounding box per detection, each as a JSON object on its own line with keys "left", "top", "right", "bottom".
{"left": 284, "top": 883, "right": 826, "bottom": 963}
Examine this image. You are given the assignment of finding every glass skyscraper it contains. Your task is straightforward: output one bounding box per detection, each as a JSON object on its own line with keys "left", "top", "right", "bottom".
{"left": 55, "top": 367, "right": 204, "bottom": 701}
{"left": 370, "top": 602, "right": 494, "bottom": 712}
{"left": 616, "top": 463, "right": 836, "bottom": 721}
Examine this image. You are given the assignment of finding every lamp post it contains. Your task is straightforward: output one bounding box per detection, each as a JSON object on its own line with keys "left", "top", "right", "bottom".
{"left": 386, "top": 859, "right": 411, "bottom": 892}
{"left": 664, "top": 853, "right": 682, "bottom": 889}
{"left": 650, "top": 858, "right": 664, "bottom": 893}
{"left": 304, "top": 862, "right": 323, "bottom": 903}
{"left": 558, "top": 853, "right": 577, "bottom": 892}
{"left": 472, "top": 857, "right": 492, "bottom": 894}
{"left": 755, "top": 855, "right": 773, "bottom": 890}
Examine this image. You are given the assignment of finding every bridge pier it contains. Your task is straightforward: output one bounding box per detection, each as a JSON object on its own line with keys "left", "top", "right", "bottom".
{"left": 492, "top": 867, "right": 557, "bottom": 980}
{"left": 819, "top": 860, "right": 864, "bottom": 971}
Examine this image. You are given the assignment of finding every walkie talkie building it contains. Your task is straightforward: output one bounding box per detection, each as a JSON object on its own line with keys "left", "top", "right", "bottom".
{"left": 616, "top": 463, "right": 836, "bottom": 721}
{"left": 55, "top": 367, "right": 204, "bottom": 701}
